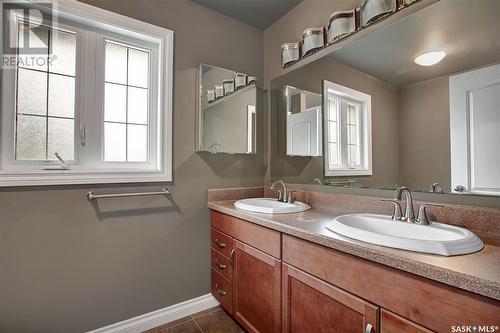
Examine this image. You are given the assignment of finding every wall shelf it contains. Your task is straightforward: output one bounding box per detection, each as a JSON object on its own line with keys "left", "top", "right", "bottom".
{"left": 272, "top": 0, "right": 439, "bottom": 81}
{"left": 205, "top": 83, "right": 256, "bottom": 110}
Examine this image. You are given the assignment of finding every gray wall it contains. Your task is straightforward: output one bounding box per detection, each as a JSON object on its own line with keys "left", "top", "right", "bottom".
{"left": 0, "top": 1, "right": 264, "bottom": 332}
{"left": 398, "top": 76, "right": 451, "bottom": 192}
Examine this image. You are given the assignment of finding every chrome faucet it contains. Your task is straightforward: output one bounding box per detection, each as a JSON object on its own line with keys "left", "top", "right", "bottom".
{"left": 429, "top": 182, "right": 444, "bottom": 193}
{"left": 395, "top": 186, "right": 416, "bottom": 223}
{"left": 270, "top": 180, "right": 291, "bottom": 202}
{"left": 382, "top": 186, "right": 445, "bottom": 225}
{"left": 270, "top": 180, "right": 287, "bottom": 202}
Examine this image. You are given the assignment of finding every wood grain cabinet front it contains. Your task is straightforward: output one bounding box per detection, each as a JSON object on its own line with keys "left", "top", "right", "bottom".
{"left": 282, "top": 263, "right": 379, "bottom": 333}
{"left": 211, "top": 268, "right": 234, "bottom": 314}
{"left": 232, "top": 240, "right": 281, "bottom": 333}
{"left": 211, "top": 228, "right": 234, "bottom": 258}
{"left": 380, "top": 309, "right": 434, "bottom": 333}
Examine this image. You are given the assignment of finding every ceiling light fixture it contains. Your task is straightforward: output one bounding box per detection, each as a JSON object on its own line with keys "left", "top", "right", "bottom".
{"left": 414, "top": 50, "right": 446, "bottom": 66}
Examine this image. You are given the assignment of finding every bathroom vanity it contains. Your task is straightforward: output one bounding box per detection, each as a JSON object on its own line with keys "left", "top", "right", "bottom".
{"left": 207, "top": 189, "right": 500, "bottom": 333}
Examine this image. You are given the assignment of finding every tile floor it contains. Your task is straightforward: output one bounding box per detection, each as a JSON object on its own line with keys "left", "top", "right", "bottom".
{"left": 142, "top": 306, "right": 245, "bottom": 333}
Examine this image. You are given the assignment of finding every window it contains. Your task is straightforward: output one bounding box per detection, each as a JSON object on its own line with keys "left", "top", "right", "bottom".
{"left": 0, "top": 0, "right": 173, "bottom": 186}
{"left": 323, "top": 80, "right": 372, "bottom": 176}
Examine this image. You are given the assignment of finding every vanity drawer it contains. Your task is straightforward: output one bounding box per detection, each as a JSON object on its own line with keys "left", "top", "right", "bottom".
{"left": 211, "top": 210, "right": 281, "bottom": 258}
{"left": 211, "top": 228, "right": 234, "bottom": 257}
{"left": 381, "top": 309, "right": 434, "bottom": 333}
{"left": 211, "top": 268, "right": 234, "bottom": 314}
{"left": 211, "top": 248, "right": 233, "bottom": 281}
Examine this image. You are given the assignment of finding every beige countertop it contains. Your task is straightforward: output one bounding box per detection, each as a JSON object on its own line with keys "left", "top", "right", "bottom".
{"left": 208, "top": 200, "right": 500, "bottom": 301}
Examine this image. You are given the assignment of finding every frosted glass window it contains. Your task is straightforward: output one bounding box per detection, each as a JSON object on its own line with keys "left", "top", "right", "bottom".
{"left": 48, "top": 74, "right": 75, "bottom": 118}
{"left": 105, "top": 83, "right": 127, "bottom": 122}
{"left": 127, "top": 124, "right": 148, "bottom": 162}
{"left": 105, "top": 42, "right": 128, "bottom": 84}
{"left": 128, "top": 48, "right": 149, "bottom": 88}
{"left": 15, "top": 26, "right": 76, "bottom": 161}
{"left": 16, "top": 115, "right": 46, "bottom": 160}
{"left": 128, "top": 87, "right": 148, "bottom": 124}
{"left": 17, "top": 69, "right": 47, "bottom": 116}
{"left": 49, "top": 30, "right": 76, "bottom": 76}
{"left": 104, "top": 122, "right": 126, "bottom": 162}
{"left": 18, "top": 23, "right": 49, "bottom": 71}
{"left": 104, "top": 40, "right": 150, "bottom": 162}
{"left": 48, "top": 118, "right": 74, "bottom": 160}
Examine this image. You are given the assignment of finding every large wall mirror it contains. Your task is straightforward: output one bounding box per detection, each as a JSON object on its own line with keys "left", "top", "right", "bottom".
{"left": 270, "top": 0, "right": 500, "bottom": 197}
{"left": 197, "top": 64, "right": 257, "bottom": 154}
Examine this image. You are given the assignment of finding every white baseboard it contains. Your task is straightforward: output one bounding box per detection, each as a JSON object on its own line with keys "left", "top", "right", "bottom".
{"left": 86, "top": 294, "right": 219, "bottom": 333}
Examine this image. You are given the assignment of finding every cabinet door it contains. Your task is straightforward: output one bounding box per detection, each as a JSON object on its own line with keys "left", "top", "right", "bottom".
{"left": 380, "top": 309, "right": 434, "bottom": 333}
{"left": 233, "top": 240, "right": 281, "bottom": 333}
{"left": 282, "top": 263, "right": 379, "bottom": 333}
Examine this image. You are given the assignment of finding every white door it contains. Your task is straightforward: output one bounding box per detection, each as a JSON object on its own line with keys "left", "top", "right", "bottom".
{"left": 450, "top": 64, "right": 500, "bottom": 195}
{"left": 286, "top": 107, "right": 322, "bottom": 156}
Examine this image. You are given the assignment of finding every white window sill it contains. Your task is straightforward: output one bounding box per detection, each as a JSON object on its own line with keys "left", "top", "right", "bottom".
{"left": 325, "top": 169, "right": 373, "bottom": 177}
{"left": 0, "top": 170, "right": 172, "bottom": 187}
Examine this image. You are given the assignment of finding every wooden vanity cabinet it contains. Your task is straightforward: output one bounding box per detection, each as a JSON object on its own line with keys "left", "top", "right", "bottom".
{"left": 211, "top": 211, "right": 281, "bottom": 333}
{"left": 282, "top": 263, "right": 379, "bottom": 333}
{"left": 233, "top": 240, "right": 281, "bottom": 333}
{"left": 211, "top": 211, "right": 500, "bottom": 333}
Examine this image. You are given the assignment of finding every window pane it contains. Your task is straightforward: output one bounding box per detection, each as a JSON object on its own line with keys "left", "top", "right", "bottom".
{"left": 49, "top": 30, "right": 76, "bottom": 76}
{"left": 128, "top": 87, "right": 148, "bottom": 124}
{"left": 348, "top": 145, "right": 359, "bottom": 167}
{"left": 105, "top": 42, "right": 127, "bottom": 84}
{"left": 48, "top": 118, "right": 74, "bottom": 160}
{"left": 348, "top": 125, "right": 359, "bottom": 145}
{"left": 328, "top": 121, "right": 338, "bottom": 143}
{"left": 18, "top": 23, "right": 49, "bottom": 71}
{"left": 328, "top": 142, "right": 338, "bottom": 167}
{"left": 127, "top": 124, "right": 147, "bottom": 162}
{"left": 104, "top": 122, "right": 126, "bottom": 161}
{"left": 17, "top": 69, "right": 47, "bottom": 116}
{"left": 48, "top": 74, "right": 75, "bottom": 118}
{"left": 16, "top": 115, "right": 46, "bottom": 160}
{"left": 105, "top": 83, "right": 127, "bottom": 122}
{"left": 328, "top": 98, "right": 338, "bottom": 121}
{"left": 128, "top": 48, "right": 149, "bottom": 88}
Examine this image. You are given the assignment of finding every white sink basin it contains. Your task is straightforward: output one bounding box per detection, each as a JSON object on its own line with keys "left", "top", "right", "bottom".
{"left": 234, "top": 198, "right": 310, "bottom": 214}
{"left": 325, "top": 214, "right": 484, "bottom": 256}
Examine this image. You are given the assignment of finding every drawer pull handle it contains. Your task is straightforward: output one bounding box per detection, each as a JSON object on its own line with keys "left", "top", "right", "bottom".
{"left": 215, "top": 260, "right": 226, "bottom": 270}
{"left": 364, "top": 323, "right": 373, "bottom": 333}
{"left": 230, "top": 249, "right": 236, "bottom": 266}
{"left": 215, "top": 284, "right": 226, "bottom": 297}
{"left": 214, "top": 239, "right": 226, "bottom": 249}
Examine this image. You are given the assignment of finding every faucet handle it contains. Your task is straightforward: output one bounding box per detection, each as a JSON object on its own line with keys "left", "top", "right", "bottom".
{"left": 381, "top": 199, "right": 402, "bottom": 220}
{"left": 286, "top": 190, "right": 298, "bottom": 203}
{"left": 416, "top": 203, "right": 444, "bottom": 225}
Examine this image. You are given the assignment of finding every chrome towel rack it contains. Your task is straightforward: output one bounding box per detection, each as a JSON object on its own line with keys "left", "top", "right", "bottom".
{"left": 86, "top": 188, "right": 170, "bottom": 200}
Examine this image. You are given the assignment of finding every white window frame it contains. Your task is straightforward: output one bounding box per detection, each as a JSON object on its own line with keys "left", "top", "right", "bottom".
{"left": 323, "top": 80, "right": 372, "bottom": 177}
{"left": 0, "top": 0, "right": 173, "bottom": 186}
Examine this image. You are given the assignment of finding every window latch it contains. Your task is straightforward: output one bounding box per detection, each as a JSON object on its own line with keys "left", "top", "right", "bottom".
{"left": 43, "top": 152, "right": 71, "bottom": 170}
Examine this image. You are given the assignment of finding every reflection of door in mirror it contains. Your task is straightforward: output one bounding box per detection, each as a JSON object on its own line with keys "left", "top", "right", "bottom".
{"left": 247, "top": 105, "right": 256, "bottom": 154}
{"left": 450, "top": 63, "right": 500, "bottom": 196}
{"left": 285, "top": 86, "right": 322, "bottom": 156}
{"left": 323, "top": 80, "right": 372, "bottom": 177}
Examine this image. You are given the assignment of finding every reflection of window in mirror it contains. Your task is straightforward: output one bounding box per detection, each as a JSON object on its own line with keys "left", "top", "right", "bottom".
{"left": 323, "top": 81, "right": 372, "bottom": 176}
{"left": 246, "top": 105, "right": 256, "bottom": 153}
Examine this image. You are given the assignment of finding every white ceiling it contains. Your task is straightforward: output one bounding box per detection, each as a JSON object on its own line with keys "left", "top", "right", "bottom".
{"left": 331, "top": 0, "right": 500, "bottom": 86}
{"left": 191, "top": 0, "right": 302, "bottom": 30}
